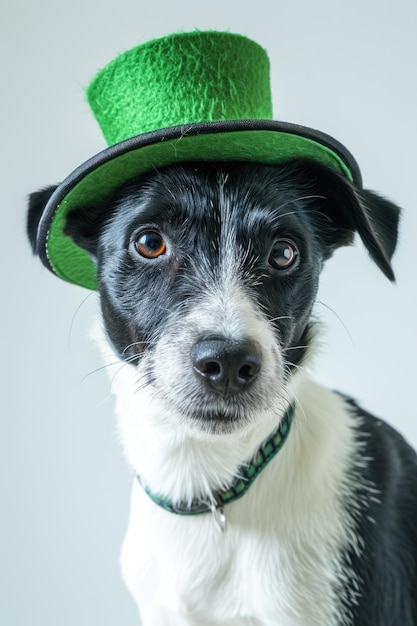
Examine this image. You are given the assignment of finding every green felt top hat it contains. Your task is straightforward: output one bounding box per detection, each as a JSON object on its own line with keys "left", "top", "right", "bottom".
{"left": 35, "top": 30, "right": 361, "bottom": 290}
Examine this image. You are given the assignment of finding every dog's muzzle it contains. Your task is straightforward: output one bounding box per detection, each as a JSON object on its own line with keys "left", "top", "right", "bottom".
{"left": 190, "top": 337, "right": 262, "bottom": 398}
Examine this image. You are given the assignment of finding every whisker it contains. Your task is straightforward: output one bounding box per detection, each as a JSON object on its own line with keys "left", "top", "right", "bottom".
{"left": 81, "top": 361, "right": 122, "bottom": 382}
{"left": 282, "top": 345, "right": 309, "bottom": 352}
{"left": 109, "top": 357, "right": 141, "bottom": 386}
{"left": 122, "top": 340, "right": 154, "bottom": 354}
{"left": 315, "top": 299, "right": 355, "bottom": 348}
{"left": 314, "top": 210, "right": 333, "bottom": 224}
{"left": 134, "top": 376, "right": 154, "bottom": 396}
{"left": 81, "top": 352, "right": 142, "bottom": 383}
{"left": 284, "top": 362, "right": 310, "bottom": 424}
{"left": 107, "top": 353, "right": 148, "bottom": 388}
{"left": 286, "top": 361, "right": 304, "bottom": 373}
{"left": 267, "top": 315, "right": 294, "bottom": 324}
{"left": 271, "top": 195, "right": 327, "bottom": 220}
{"left": 68, "top": 292, "right": 96, "bottom": 354}
{"left": 290, "top": 388, "right": 308, "bottom": 424}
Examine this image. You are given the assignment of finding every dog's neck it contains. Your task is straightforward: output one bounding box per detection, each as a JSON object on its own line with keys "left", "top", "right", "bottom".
{"left": 135, "top": 402, "right": 294, "bottom": 523}
{"left": 112, "top": 360, "right": 294, "bottom": 504}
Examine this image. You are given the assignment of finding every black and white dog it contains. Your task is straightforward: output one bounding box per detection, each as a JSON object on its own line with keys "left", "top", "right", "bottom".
{"left": 28, "top": 159, "right": 417, "bottom": 625}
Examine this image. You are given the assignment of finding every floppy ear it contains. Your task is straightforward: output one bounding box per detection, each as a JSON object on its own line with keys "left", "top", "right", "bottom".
{"left": 27, "top": 185, "right": 59, "bottom": 254}
{"left": 301, "top": 160, "right": 401, "bottom": 281}
{"left": 63, "top": 202, "right": 111, "bottom": 259}
{"left": 27, "top": 185, "right": 113, "bottom": 262}
{"left": 64, "top": 202, "right": 100, "bottom": 258}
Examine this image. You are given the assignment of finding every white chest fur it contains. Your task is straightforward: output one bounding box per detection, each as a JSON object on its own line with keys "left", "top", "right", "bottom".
{"left": 112, "top": 368, "right": 360, "bottom": 626}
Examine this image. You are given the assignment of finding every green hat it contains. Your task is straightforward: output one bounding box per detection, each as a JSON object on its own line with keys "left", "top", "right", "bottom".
{"left": 35, "top": 30, "right": 361, "bottom": 290}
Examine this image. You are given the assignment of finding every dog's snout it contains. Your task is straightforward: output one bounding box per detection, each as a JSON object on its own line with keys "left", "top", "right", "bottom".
{"left": 191, "top": 338, "right": 262, "bottom": 397}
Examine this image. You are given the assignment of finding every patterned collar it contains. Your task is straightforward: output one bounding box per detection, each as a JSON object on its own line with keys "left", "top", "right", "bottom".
{"left": 136, "top": 404, "right": 294, "bottom": 531}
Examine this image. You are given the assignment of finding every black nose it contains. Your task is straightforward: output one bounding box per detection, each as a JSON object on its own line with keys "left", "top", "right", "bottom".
{"left": 191, "top": 337, "right": 262, "bottom": 397}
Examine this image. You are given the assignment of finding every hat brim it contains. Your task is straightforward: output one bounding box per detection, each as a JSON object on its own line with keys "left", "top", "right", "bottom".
{"left": 36, "top": 119, "right": 362, "bottom": 290}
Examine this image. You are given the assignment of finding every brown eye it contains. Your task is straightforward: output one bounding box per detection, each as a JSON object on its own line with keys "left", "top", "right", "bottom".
{"left": 135, "top": 230, "right": 167, "bottom": 259}
{"left": 269, "top": 240, "right": 298, "bottom": 270}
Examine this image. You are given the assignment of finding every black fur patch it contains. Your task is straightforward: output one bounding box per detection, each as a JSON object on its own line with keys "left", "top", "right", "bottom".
{"left": 56, "top": 160, "right": 400, "bottom": 366}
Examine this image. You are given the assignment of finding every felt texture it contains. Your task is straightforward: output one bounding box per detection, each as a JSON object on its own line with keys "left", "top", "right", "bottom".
{"left": 87, "top": 31, "right": 272, "bottom": 145}
{"left": 37, "top": 31, "right": 361, "bottom": 290}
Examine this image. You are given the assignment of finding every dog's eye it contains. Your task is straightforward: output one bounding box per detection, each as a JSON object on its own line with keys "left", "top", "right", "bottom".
{"left": 135, "top": 230, "right": 167, "bottom": 259}
{"left": 269, "top": 240, "right": 298, "bottom": 270}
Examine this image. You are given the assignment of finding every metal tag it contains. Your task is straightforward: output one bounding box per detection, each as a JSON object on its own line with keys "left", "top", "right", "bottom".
{"left": 210, "top": 502, "right": 227, "bottom": 533}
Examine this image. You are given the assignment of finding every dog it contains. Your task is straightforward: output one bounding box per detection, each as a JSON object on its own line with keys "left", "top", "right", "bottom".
{"left": 28, "top": 158, "right": 417, "bottom": 625}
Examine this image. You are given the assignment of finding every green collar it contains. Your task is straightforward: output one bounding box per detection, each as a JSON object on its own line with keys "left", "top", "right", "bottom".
{"left": 136, "top": 404, "right": 294, "bottom": 530}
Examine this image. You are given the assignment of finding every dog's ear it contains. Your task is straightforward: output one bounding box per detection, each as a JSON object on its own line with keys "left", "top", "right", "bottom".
{"left": 27, "top": 185, "right": 59, "bottom": 253}
{"left": 301, "top": 160, "right": 401, "bottom": 281}
{"left": 64, "top": 206, "right": 100, "bottom": 258}
{"left": 27, "top": 186, "right": 114, "bottom": 261}
{"left": 63, "top": 202, "right": 110, "bottom": 259}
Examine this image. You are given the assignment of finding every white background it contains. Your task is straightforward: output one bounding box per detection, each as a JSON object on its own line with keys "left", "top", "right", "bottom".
{"left": 2, "top": 1, "right": 416, "bottom": 624}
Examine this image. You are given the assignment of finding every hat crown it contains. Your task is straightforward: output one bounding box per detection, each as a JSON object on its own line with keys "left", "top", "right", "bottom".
{"left": 86, "top": 31, "right": 273, "bottom": 146}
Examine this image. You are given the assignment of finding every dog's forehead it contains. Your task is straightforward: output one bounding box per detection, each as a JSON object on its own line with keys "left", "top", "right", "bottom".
{"left": 115, "top": 162, "right": 309, "bottom": 234}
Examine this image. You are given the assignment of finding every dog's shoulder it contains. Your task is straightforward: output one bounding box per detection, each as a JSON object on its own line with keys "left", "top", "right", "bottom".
{"left": 348, "top": 397, "right": 417, "bottom": 491}
{"left": 344, "top": 398, "right": 417, "bottom": 625}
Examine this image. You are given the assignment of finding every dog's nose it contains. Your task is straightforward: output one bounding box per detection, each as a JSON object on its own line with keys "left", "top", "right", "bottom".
{"left": 191, "top": 338, "right": 262, "bottom": 397}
